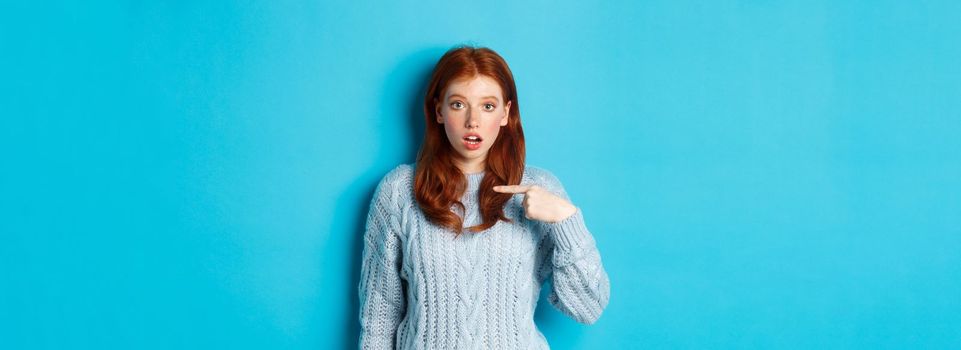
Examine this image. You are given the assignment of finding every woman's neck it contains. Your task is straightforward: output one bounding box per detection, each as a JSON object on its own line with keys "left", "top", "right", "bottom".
{"left": 453, "top": 157, "right": 485, "bottom": 174}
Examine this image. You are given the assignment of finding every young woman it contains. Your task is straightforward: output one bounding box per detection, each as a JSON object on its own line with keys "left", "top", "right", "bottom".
{"left": 358, "top": 46, "right": 610, "bottom": 349}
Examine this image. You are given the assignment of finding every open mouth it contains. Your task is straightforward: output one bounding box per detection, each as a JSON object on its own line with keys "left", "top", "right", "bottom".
{"left": 463, "top": 135, "right": 483, "bottom": 145}
{"left": 462, "top": 134, "right": 483, "bottom": 150}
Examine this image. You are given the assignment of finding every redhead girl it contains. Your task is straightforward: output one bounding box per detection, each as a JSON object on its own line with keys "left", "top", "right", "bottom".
{"left": 358, "top": 46, "right": 610, "bottom": 349}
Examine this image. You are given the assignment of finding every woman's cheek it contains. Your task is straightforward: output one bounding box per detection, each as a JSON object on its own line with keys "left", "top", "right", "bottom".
{"left": 485, "top": 120, "right": 502, "bottom": 138}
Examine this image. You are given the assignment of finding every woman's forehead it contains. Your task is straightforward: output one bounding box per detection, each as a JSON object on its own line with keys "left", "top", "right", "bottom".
{"left": 445, "top": 75, "right": 503, "bottom": 101}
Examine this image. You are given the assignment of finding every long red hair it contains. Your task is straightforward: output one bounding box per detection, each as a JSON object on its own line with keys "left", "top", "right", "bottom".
{"left": 414, "top": 46, "right": 525, "bottom": 234}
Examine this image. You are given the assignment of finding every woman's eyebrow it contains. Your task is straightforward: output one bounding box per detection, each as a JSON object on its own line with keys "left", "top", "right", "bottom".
{"left": 447, "top": 94, "right": 500, "bottom": 101}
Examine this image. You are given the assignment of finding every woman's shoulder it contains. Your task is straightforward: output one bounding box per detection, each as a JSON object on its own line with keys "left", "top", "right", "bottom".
{"left": 522, "top": 164, "right": 566, "bottom": 192}
{"left": 382, "top": 163, "right": 415, "bottom": 184}
{"left": 523, "top": 164, "right": 575, "bottom": 200}
{"left": 372, "top": 163, "right": 415, "bottom": 202}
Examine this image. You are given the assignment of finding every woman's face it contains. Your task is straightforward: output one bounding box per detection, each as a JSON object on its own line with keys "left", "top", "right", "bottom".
{"left": 435, "top": 75, "right": 512, "bottom": 173}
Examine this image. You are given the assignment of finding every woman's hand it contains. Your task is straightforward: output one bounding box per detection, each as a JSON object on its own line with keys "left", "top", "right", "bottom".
{"left": 493, "top": 185, "right": 578, "bottom": 223}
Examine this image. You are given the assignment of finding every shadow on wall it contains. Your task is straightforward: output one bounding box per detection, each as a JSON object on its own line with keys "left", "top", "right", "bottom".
{"left": 333, "top": 46, "right": 443, "bottom": 350}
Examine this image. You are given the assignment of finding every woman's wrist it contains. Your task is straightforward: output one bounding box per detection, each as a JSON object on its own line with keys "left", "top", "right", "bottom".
{"left": 546, "top": 208, "right": 594, "bottom": 253}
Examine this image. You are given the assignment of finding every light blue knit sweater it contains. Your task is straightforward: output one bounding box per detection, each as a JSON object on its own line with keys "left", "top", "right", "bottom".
{"left": 358, "top": 164, "right": 610, "bottom": 349}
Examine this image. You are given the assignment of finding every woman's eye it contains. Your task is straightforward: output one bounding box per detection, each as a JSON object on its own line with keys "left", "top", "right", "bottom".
{"left": 451, "top": 102, "right": 464, "bottom": 109}
{"left": 484, "top": 103, "right": 495, "bottom": 110}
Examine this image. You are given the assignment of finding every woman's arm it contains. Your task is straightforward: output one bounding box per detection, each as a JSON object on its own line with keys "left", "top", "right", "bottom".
{"left": 513, "top": 169, "right": 611, "bottom": 325}
{"left": 543, "top": 206, "right": 610, "bottom": 325}
{"left": 358, "top": 169, "right": 408, "bottom": 348}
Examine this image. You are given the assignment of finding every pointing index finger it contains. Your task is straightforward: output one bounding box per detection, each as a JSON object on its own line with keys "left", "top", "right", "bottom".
{"left": 493, "top": 185, "right": 531, "bottom": 194}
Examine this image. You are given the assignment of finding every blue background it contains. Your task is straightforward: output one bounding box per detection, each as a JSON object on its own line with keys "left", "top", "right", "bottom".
{"left": 2, "top": 1, "right": 960, "bottom": 349}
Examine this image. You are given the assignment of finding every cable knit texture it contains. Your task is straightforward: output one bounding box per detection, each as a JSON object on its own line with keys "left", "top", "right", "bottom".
{"left": 358, "top": 163, "right": 611, "bottom": 350}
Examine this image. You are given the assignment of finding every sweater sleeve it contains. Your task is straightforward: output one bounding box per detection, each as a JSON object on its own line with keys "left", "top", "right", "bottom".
{"left": 535, "top": 170, "right": 611, "bottom": 325}
{"left": 358, "top": 168, "right": 408, "bottom": 349}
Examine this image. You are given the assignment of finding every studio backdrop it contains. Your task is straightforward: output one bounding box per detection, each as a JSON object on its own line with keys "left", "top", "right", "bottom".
{"left": 2, "top": 1, "right": 960, "bottom": 349}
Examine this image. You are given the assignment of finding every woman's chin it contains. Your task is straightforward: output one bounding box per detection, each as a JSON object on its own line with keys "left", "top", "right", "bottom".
{"left": 454, "top": 149, "right": 489, "bottom": 162}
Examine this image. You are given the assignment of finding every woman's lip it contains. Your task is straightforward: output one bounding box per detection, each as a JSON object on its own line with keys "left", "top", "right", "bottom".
{"left": 462, "top": 139, "right": 482, "bottom": 150}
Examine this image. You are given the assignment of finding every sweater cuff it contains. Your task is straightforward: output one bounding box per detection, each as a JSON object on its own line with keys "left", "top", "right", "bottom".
{"left": 546, "top": 208, "right": 594, "bottom": 252}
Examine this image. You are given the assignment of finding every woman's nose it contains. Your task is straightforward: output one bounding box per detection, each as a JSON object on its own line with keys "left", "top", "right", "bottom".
{"left": 465, "top": 110, "right": 479, "bottom": 128}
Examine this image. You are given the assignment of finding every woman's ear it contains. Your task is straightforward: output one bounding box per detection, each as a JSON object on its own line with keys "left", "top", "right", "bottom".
{"left": 435, "top": 99, "right": 444, "bottom": 124}
{"left": 500, "top": 100, "right": 512, "bottom": 126}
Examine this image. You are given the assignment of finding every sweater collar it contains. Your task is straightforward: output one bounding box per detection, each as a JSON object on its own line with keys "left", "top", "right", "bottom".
{"left": 465, "top": 171, "right": 484, "bottom": 192}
